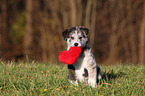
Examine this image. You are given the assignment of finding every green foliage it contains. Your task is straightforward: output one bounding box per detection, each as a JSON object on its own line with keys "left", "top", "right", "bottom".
{"left": 0, "top": 62, "right": 145, "bottom": 95}
{"left": 9, "top": 12, "right": 25, "bottom": 43}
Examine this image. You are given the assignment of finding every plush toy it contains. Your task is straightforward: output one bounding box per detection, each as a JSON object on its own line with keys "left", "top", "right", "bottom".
{"left": 58, "top": 47, "right": 81, "bottom": 64}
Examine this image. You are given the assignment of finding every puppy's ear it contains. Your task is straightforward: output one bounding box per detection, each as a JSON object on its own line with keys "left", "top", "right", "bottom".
{"left": 79, "top": 26, "right": 90, "bottom": 37}
{"left": 62, "top": 27, "right": 76, "bottom": 40}
{"left": 62, "top": 28, "right": 71, "bottom": 41}
{"left": 62, "top": 29, "right": 68, "bottom": 40}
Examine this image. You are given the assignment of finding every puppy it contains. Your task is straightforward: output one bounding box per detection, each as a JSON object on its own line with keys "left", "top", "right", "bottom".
{"left": 62, "top": 26, "right": 101, "bottom": 87}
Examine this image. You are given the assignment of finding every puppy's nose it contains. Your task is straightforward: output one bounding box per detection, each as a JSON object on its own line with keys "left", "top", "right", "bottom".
{"left": 74, "top": 43, "right": 78, "bottom": 46}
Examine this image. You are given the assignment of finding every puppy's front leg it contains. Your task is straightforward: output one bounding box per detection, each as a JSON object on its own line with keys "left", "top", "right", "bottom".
{"left": 68, "top": 65, "right": 78, "bottom": 86}
{"left": 88, "top": 65, "right": 97, "bottom": 87}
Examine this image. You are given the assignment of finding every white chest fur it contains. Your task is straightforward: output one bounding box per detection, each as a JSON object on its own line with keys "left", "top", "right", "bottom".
{"left": 73, "top": 49, "right": 97, "bottom": 85}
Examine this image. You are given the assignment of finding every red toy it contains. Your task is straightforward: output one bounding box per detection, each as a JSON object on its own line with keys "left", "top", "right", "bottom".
{"left": 58, "top": 47, "right": 81, "bottom": 64}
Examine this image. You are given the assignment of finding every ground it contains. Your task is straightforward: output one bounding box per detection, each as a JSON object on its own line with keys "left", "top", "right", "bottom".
{"left": 0, "top": 61, "right": 145, "bottom": 95}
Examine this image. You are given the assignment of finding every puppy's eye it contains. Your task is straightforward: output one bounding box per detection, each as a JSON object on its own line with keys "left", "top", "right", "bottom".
{"left": 71, "top": 37, "right": 74, "bottom": 40}
{"left": 79, "top": 37, "right": 82, "bottom": 39}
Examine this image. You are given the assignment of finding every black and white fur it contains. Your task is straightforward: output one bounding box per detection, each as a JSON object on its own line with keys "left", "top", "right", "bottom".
{"left": 62, "top": 26, "right": 101, "bottom": 87}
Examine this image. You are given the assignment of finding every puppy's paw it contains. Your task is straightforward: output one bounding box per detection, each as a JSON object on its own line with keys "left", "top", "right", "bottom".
{"left": 88, "top": 78, "right": 96, "bottom": 87}
{"left": 69, "top": 80, "right": 78, "bottom": 86}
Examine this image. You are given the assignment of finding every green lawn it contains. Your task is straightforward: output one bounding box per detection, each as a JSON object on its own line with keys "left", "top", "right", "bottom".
{"left": 0, "top": 61, "right": 145, "bottom": 96}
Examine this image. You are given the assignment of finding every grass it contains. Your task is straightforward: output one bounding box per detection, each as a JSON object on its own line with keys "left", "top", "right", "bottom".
{"left": 0, "top": 61, "right": 145, "bottom": 96}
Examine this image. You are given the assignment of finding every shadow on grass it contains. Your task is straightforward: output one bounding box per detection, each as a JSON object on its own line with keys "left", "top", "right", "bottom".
{"left": 101, "top": 70, "right": 125, "bottom": 82}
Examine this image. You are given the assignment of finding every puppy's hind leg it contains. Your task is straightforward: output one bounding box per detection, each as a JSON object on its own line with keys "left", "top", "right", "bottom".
{"left": 97, "top": 66, "right": 102, "bottom": 83}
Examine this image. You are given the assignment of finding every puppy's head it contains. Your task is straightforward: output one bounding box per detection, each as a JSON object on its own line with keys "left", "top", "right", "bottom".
{"left": 62, "top": 26, "right": 89, "bottom": 49}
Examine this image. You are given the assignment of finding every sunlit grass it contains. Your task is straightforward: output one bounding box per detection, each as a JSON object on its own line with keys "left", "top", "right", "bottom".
{"left": 0, "top": 61, "right": 145, "bottom": 95}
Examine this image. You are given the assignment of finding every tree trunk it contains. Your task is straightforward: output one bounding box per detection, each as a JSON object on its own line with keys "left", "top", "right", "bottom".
{"left": 90, "top": 0, "right": 97, "bottom": 48}
{"left": 85, "top": 0, "right": 92, "bottom": 27}
{"left": 24, "top": 0, "right": 33, "bottom": 58}
{"left": 108, "top": 0, "right": 118, "bottom": 64}
{"left": 69, "top": 0, "right": 77, "bottom": 26}
{"left": 76, "top": 0, "right": 82, "bottom": 25}
{"left": 139, "top": 1, "right": 145, "bottom": 64}
{"left": 0, "top": 0, "right": 7, "bottom": 57}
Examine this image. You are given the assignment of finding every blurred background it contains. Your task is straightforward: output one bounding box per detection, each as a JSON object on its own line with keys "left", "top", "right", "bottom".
{"left": 0, "top": 0, "right": 144, "bottom": 64}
